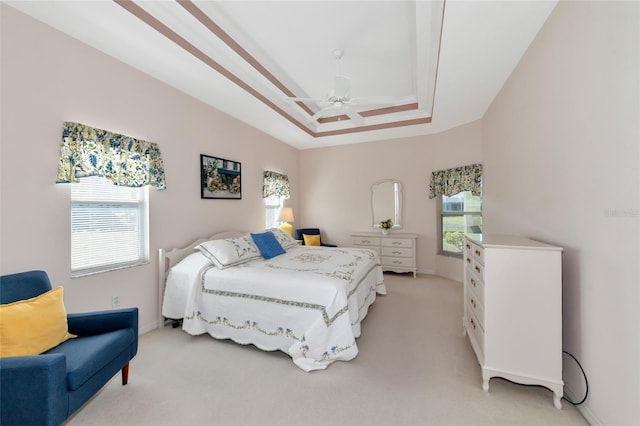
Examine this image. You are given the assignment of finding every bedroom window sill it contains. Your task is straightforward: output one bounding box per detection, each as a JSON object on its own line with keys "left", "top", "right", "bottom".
{"left": 71, "top": 260, "right": 150, "bottom": 278}
{"left": 437, "top": 251, "right": 463, "bottom": 259}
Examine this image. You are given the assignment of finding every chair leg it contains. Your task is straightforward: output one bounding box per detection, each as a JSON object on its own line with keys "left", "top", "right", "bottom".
{"left": 121, "top": 362, "right": 129, "bottom": 385}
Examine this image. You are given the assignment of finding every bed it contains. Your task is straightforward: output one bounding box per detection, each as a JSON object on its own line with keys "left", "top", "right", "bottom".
{"left": 158, "top": 229, "right": 386, "bottom": 371}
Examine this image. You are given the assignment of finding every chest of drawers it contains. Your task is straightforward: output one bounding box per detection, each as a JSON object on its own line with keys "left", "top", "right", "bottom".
{"left": 351, "top": 232, "right": 417, "bottom": 277}
{"left": 463, "top": 234, "right": 563, "bottom": 409}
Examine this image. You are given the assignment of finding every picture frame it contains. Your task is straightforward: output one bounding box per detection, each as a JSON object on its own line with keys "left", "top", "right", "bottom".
{"left": 200, "top": 154, "right": 242, "bottom": 199}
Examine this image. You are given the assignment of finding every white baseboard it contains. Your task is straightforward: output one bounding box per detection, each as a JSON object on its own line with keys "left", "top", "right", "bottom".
{"left": 564, "top": 384, "right": 601, "bottom": 425}
{"left": 139, "top": 321, "right": 159, "bottom": 335}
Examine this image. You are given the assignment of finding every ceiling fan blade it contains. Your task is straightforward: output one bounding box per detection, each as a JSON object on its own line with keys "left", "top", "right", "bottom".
{"left": 350, "top": 96, "right": 396, "bottom": 106}
{"left": 307, "top": 105, "right": 334, "bottom": 123}
{"left": 307, "top": 103, "right": 364, "bottom": 125}
{"left": 344, "top": 107, "right": 364, "bottom": 125}
{"left": 288, "top": 97, "right": 325, "bottom": 104}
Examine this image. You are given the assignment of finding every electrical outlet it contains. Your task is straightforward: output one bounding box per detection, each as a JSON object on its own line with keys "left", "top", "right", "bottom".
{"left": 111, "top": 295, "right": 120, "bottom": 307}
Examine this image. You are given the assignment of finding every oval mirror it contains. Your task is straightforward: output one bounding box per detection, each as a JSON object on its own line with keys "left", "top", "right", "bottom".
{"left": 371, "top": 179, "right": 402, "bottom": 229}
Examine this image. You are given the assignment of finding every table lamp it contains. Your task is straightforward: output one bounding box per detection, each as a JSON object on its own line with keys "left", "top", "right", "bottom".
{"left": 277, "top": 208, "right": 295, "bottom": 236}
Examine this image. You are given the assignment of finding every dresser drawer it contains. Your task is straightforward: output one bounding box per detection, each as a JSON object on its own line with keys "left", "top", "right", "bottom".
{"left": 381, "top": 246, "right": 412, "bottom": 258}
{"left": 381, "top": 256, "right": 414, "bottom": 268}
{"left": 465, "top": 239, "right": 484, "bottom": 264}
{"left": 465, "top": 270, "right": 485, "bottom": 305}
{"left": 467, "top": 309, "right": 484, "bottom": 337}
{"left": 351, "top": 232, "right": 417, "bottom": 277}
{"left": 352, "top": 236, "right": 381, "bottom": 247}
{"left": 467, "top": 291, "right": 485, "bottom": 330}
{"left": 466, "top": 309, "right": 485, "bottom": 359}
{"left": 465, "top": 255, "right": 481, "bottom": 278}
{"left": 465, "top": 245, "right": 484, "bottom": 277}
{"left": 382, "top": 237, "right": 413, "bottom": 248}
{"left": 464, "top": 253, "right": 474, "bottom": 271}
{"left": 470, "top": 259, "right": 483, "bottom": 278}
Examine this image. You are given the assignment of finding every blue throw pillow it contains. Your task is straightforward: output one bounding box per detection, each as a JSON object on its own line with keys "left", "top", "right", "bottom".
{"left": 251, "top": 232, "right": 286, "bottom": 259}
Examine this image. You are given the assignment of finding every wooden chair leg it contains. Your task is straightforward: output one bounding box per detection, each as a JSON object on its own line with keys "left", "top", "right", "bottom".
{"left": 121, "top": 362, "right": 129, "bottom": 385}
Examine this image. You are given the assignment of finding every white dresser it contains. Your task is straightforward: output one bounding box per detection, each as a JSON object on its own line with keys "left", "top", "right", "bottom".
{"left": 351, "top": 232, "right": 417, "bottom": 277}
{"left": 463, "top": 234, "right": 563, "bottom": 408}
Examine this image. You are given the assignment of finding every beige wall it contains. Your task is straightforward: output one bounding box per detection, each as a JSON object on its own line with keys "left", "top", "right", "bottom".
{"left": 3, "top": 2, "right": 639, "bottom": 424}
{"left": 0, "top": 5, "right": 299, "bottom": 333}
{"left": 483, "top": 1, "right": 639, "bottom": 424}
{"left": 299, "top": 120, "right": 482, "bottom": 281}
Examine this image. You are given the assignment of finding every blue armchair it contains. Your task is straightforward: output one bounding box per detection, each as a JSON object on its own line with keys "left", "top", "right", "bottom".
{"left": 0, "top": 270, "right": 138, "bottom": 426}
{"left": 294, "top": 228, "right": 337, "bottom": 247}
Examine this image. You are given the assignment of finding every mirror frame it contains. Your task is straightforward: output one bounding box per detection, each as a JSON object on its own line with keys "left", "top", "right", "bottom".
{"left": 371, "top": 179, "right": 402, "bottom": 229}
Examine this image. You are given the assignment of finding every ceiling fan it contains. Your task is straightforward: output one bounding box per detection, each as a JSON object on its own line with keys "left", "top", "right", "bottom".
{"left": 290, "top": 49, "right": 395, "bottom": 125}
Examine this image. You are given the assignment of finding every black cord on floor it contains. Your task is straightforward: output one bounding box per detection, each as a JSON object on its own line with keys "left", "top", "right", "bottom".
{"left": 562, "top": 350, "right": 588, "bottom": 405}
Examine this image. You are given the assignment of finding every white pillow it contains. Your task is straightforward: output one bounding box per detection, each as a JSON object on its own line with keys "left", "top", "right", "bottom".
{"left": 267, "top": 228, "right": 298, "bottom": 249}
{"left": 196, "top": 234, "right": 261, "bottom": 269}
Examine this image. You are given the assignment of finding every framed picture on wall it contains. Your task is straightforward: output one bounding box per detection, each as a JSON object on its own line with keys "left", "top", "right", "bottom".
{"left": 200, "top": 154, "right": 242, "bottom": 199}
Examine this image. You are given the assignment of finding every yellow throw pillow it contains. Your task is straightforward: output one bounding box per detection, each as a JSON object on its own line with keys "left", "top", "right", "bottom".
{"left": 0, "top": 286, "right": 76, "bottom": 357}
{"left": 303, "top": 234, "right": 321, "bottom": 246}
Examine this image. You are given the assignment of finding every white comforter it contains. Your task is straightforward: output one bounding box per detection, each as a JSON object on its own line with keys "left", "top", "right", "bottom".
{"left": 162, "top": 246, "right": 385, "bottom": 371}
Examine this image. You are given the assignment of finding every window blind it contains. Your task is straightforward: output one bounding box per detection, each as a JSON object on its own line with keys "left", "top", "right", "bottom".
{"left": 71, "top": 176, "right": 148, "bottom": 276}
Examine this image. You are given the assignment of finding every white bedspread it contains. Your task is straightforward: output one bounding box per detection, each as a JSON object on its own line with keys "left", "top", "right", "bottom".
{"left": 162, "top": 246, "right": 385, "bottom": 371}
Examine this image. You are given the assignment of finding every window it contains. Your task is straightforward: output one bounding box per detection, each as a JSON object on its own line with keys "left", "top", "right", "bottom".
{"left": 71, "top": 176, "right": 149, "bottom": 276}
{"left": 264, "top": 195, "right": 284, "bottom": 229}
{"left": 438, "top": 191, "right": 482, "bottom": 257}
{"left": 262, "top": 170, "right": 289, "bottom": 229}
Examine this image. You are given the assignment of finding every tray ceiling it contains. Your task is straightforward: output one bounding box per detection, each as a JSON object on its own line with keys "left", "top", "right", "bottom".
{"left": 7, "top": 1, "right": 558, "bottom": 149}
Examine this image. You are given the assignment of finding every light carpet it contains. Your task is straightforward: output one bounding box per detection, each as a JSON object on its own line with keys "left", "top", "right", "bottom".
{"left": 66, "top": 273, "right": 587, "bottom": 426}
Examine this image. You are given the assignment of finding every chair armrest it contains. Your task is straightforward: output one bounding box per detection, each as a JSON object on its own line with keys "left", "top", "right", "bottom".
{"left": 68, "top": 307, "right": 138, "bottom": 338}
{"left": 0, "top": 354, "right": 68, "bottom": 425}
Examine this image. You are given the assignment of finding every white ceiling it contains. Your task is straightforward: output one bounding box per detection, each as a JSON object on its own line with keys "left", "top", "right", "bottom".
{"left": 7, "top": 0, "right": 558, "bottom": 150}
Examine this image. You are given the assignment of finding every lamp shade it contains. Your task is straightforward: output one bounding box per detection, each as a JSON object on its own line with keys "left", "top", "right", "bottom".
{"left": 277, "top": 208, "right": 294, "bottom": 223}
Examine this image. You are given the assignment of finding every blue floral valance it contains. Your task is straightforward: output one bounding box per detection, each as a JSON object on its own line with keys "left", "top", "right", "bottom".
{"left": 56, "top": 121, "right": 166, "bottom": 190}
{"left": 262, "top": 171, "right": 290, "bottom": 199}
{"left": 428, "top": 163, "right": 482, "bottom": 199}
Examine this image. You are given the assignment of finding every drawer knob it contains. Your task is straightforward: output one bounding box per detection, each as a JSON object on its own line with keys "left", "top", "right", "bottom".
{"left": 392, "top": 260, "right": 402, "bottom": 264}
{"left": 475, "top": 266, "right": 481, "bottom": 273}
{"left": 466, "top": 257, "right": 471, "bottom": 264}
{"left": 470, "top": 298, "right": 476, "bottom": 308}
{"left": 362, "top": 240, "right": 371, "bottom": 244}
{"left": 392, "top": 242, "right": 402, "bottom": 245}
{"left": 466, "top": 243, "right": 471, "bottom": 249}
{"left": 470, "top": 318, "right": 476, "bottom": 330}
{"left": 475, "top": 250, "right": 481, "bottom": 256}
{"left": 392, "top": 251, "right": 402, "bottom": 255}
{"left": 471, "top": 278, "right": 476, "bottom": 287}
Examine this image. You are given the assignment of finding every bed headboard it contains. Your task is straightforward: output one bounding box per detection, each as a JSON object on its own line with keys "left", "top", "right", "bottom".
{"left": 157, "top": 231, "right": 244, "bottom": 328}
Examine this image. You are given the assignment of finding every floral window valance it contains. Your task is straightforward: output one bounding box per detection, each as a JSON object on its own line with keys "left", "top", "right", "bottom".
{"left": 55, "top": 121, "right": 166, "bottom": 190}
{"left": 262, "top": 171, "right": 290, "bottom": 199}
{"left": 428, "top": 163, "right": 482, "bottom": 199}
